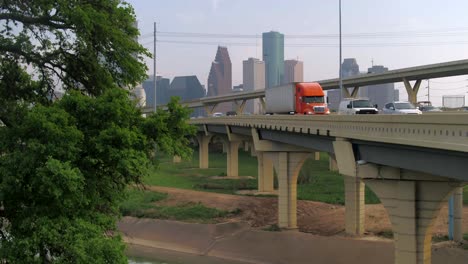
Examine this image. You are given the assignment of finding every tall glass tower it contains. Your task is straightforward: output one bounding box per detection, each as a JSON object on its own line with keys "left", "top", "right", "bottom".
{"left": 262, "top": 31, "right": 284, "bottom": 89}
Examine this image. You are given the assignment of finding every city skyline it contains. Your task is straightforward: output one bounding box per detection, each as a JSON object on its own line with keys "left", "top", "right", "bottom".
{"left": 128, "top": 0, "right": 468, "bottom": 106}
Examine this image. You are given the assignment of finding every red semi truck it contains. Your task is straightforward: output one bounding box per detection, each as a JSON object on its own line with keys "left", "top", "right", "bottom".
{"left": 265, "top": 82, "right": 330, "bottom": 115}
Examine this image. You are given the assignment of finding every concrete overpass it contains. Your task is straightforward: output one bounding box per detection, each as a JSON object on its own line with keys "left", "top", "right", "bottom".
{"left": 189, "top": 114, "right": 468, "bottom": 264}
{"left": 142, "top": 59, "right": 468, "bottom": 115}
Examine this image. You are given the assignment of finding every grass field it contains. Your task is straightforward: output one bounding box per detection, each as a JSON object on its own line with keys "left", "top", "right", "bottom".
{"left": 122, "top": 147, "right": 468, "bottom": 220}
{"left": 120, "top": 188, "right": 236, "bottom": 222}
{"left": 144, "top": 148, "right": 382, "bottom": 205}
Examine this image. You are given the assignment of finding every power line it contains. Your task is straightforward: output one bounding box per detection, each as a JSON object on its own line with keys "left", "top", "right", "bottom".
{"left": 139, "top": 26, "right": 468, "bottom": 40}
{"left": 141, "top": 39, "right": 468, "bottom": 48}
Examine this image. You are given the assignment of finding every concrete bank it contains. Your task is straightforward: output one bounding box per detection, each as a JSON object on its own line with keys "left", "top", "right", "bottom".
{"left": 118, "top": 217, "right": 468, "bottom": 264}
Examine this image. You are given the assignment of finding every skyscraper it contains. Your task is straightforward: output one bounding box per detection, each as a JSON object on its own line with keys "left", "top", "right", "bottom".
{"left": 327, "top": 58, "right": 361, "bottom": 110}
{"left": 342, "top": 58, "right": 360, "bottom": 77}
{"left": 243, "top": 58, "right": 265, "bottom": 114}
{"left": 143, "top": 76, "right": 170, "bottom": 107}
{"left": 284, "top": 59, "right": 304, "bottom": 83}
{"left": 359, "top": 65, "right": 395, "bottom": 109}
{"left": 170, "top": 75, "right": 206, "bottom": 116}
{"left": 207, "top": 46, "right": 232, "bottom": 113}
{"left": 262, "top": 31, "right": 284, "bottom": 88}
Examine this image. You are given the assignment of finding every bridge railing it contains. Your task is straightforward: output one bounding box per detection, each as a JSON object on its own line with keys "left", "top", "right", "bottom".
{"left": 190, "top": 114, "right": 468, "bottom": 153}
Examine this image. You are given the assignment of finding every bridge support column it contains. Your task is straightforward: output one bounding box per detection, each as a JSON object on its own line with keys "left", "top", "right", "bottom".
{"left": 244, "top": 141, "right": 249, "bottom": 152}
{"left": 314, "top": 152, "right": 320, "bottom": 161}
{"left": 259, "top": 98, "right": 266, "bottom": 113}
{"left": 342, "top": 86, "right": 360, "bottom": 98}
{"left": 328, "top": 154, "right": 338, "bottom": 172}
{"left": 223, "top": 140, "right": 241, "bottom": 178}
{"left": 344, "top": 176, "right": 365, "bottom": 235}
{"left": 251, "top": 128, "right": 311, "bottom": 229}
{"left": 266, "top": 152, "right": 310, "bottom": 229}
{"left": 250, "top": 141, "right": 257, "bottom": 156}
{"left": 365, "top": 179, "right": 461, "bottom": 264}
{"left": 172, "top": 155, "right": 181, "bottom": 163}
{"left": 257, "top": 152, "right": 274, "bottom": 193}
{"left": 403, "top": 78, "right": 422, "bottom": 105}
{"left": 196, "top": 134, "right": 212, "bottom": 169}
{"left": 333, "top": 138, "right": 366, "bottom": 236}
{"left": 222, "top": 143, "right": 227, "bottom": 153}
{"left": 453, "top": 187, "right": 464, "bottom": 242}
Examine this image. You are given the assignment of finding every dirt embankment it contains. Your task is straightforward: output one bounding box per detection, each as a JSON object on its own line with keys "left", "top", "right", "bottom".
{"left": 145, "top": 186, "right": 468, "bottom": 237}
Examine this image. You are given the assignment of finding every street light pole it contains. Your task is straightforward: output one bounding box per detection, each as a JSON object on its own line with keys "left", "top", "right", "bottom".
{"left": 153, "top": 21, "right": 157, "bottom": 113}
{"left": 427, "top": 79, "right": 430, "bottom": 102}
{"left": 339, "top": 0, "right": 343, "bottom": 99}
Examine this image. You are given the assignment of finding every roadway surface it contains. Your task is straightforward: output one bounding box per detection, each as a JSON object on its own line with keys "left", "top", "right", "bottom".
{"left": 119, "top": 217, "right": 468, "bottom": 264}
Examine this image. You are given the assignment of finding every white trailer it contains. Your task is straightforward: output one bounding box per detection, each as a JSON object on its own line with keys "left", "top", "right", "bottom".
{"left": 265, "top": 84, "right": 296, "bottom": 114}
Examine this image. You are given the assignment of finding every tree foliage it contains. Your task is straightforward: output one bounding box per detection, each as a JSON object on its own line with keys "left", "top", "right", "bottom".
{"left": 0, "top": 1, "right": 195, "bottom": 263}
{"left": 0, "top": 0, "right": 150, "bottom": 97}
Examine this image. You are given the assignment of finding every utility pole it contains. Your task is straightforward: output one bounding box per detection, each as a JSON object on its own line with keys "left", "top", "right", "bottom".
{"left": 339, "top": 0, "right": 343, "bottom": 100}
{"left": 153, "top": 22, "right": 157, "bottom": 113}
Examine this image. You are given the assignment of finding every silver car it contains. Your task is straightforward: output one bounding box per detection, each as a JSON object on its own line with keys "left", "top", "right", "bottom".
{"left": 419, "top": 105, "right": 442, "bottom": 112}
{"left": 382, "top": 101, "right": 422, "bottom": 115}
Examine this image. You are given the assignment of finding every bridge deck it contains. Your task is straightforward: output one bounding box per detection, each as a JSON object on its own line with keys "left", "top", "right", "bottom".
{"left": 190, "top": 113, "right": 468, "bottom": 153}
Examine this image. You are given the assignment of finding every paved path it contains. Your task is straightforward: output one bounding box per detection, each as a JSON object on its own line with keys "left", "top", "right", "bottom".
{"left": 118, "top": 217, "right": 468, "bottom": 264}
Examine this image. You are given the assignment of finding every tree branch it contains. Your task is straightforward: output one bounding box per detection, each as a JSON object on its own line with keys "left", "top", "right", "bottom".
{"left": 0, "top": 12, "right": 73, "bottom": 30}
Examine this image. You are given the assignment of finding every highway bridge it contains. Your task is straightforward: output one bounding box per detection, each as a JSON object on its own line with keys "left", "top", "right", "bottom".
{"left": 144, "top": 60, "right": 468, "bottom": 264}
{"left": 189, "top": 114, "right": 468, "bottom": 264}
{"left": 142, "top": 59, "right": 468, "bottom": 115}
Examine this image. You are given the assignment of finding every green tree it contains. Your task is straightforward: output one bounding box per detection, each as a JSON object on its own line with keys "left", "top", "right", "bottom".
{"left": 0, "top": 1, "right": 195, "bottom": 263}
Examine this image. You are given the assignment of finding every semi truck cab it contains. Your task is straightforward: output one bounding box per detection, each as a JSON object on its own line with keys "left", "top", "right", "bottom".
{"left": 265, "top": 82, "right": 330, "bottom": 115}
{"left": 295, "top": 83, "right": 330, "bottom": 115}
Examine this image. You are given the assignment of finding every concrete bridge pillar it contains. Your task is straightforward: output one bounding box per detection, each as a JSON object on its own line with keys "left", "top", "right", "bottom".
{"left": 172, "top": 155, "right": 181, "bottom": 163}
{"left": 222, "top": 139, "right": 241, "bottom": 178}
{"left": 266, "top": 152, "right": 310, "bottom": 229}
{"left": 196, "top": 134, "right": 212, "bottom": 169}
{"left": 453, "top": 187, "right": 464, "bottom": 242}
{"left": 365, "top": 179, "right": 461, "bottom": 264}
{"left": 328, "top": 153, "right": 338, "bottom": 172}
{"left": 250, "top": 142, "right": 257, "bottom": 157}
{"left": 333, "top": 138, "right": 366, "bottom": 236}
{"left": 222, "top": 142, "right": 227, "bottom": 153}
{"left": 403, "top": 78, "right": 422, "bottom": 105}
{"left": 251, "top": 128, "right": 312, "bottom": 229}
{"left": 257, "top": 152, "right": 274, "bottom": 193}
{"left": 344, "top": 176, "right": 365, "bottom": 235}
{"left": 244, "top": 141, "right": 249, "bottom": 152}
{"left": 314, "top": 151, "right": 320, "bottom": 161}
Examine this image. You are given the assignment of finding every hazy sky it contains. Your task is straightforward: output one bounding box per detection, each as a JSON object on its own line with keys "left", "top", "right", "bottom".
{"left": 127, "top": 0, "right": 468, "bottom": 106}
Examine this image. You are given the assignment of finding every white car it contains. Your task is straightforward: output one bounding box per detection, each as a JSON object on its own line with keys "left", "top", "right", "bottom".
{"left": 338, "top": 98, "right": 378, "bottom": 115}
{"left": 382, "top": 102, "right": 422, "bottom": 115}
{"left": 211, "top": 112, "right": 224, "bottom": 117}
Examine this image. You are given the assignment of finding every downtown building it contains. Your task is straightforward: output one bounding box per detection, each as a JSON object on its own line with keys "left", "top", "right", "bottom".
{"left": 358, "top": 65, "right": 396, "bottom": 109}
{"left": 143, "top": 75, "right": 206, "bottom": 116}
{"left": 143, "top": 76, "right": 170, "bottom": 108}
{"left": 327, "top": 59, "right": 398, "bottom": 111}
{"left": 327, "top": 58, "right": 361, "bottom": 110}
{"left": 207, "top": 46, "right": 232, "bottom": 113}
{"left": 262, "top": 31, "right": 284, "bottom": 89}
{"left": 284, "top": 59, "right": 304, "bottom": 83}
{"left": 243, "top": 58, "right": 265, "bottom": 114}
{"left": 170, "top": 76, "right": 206, "bottom": 117}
